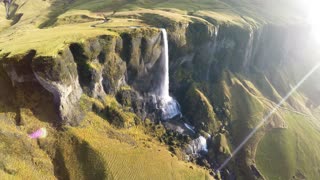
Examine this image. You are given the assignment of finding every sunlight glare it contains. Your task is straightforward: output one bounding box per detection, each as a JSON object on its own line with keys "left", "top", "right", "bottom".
{"left": 306, "top": 0, "right": 320, "bottom": 43}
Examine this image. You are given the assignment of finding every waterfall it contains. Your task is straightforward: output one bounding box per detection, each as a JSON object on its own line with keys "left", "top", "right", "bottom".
{"left": 206, "top": 26, "right": 219, "bottom": 81}
{"left": 243, "top": 30, "right": 254, "bottom": 68}
{"left": 159, "top": 28, "right": 170, "bottom": 99}
{"left": 158, "top": 29, "right": 181, "bottom": 120}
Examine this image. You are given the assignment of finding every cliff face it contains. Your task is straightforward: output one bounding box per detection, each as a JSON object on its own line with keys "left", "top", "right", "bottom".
{"left": 0, "top": 28, "right": 162, "bottom": 125}
{"left": 165, "top": 19, "right": 320, "bottom": 179}
{"left": 0, "top": 27, "right": 214, "bottom": 179}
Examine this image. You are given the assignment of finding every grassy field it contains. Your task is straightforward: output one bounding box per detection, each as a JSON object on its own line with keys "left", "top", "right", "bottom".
{"left": 64, "top": 112, "right": 212, "bottom": 180}
{"left": 0, "top": 111, "right": 56, "bottom": 180}
{"left": 256, "top": 112, "right": 320, "bottom": 179}
{"left": 0, "top": 22, "right": 118, "bottom": 56}
{"left": 0, "top": 0, "right": 307, "bottom": 57}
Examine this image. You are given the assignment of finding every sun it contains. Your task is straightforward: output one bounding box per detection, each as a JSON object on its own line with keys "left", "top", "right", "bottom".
{"left": 306, "top": 0, "right": 320, "bottom": 43}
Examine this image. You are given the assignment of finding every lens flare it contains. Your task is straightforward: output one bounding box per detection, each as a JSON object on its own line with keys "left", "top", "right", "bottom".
{"left": 28, "top": 128, "right": 47, "bottom": 139}
{"left": 216, "top": 62, "right": 320, "bottom": 172}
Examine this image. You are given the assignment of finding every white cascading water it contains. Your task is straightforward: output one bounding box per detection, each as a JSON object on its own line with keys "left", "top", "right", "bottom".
{"left": 243, "top": 30, "right": 254, "bottom": 67}
{"left": 158, "top": 29, "right": 181, "bottom": 120}
{"left": 159, "top": 28, "right": 170, "bottom": 98}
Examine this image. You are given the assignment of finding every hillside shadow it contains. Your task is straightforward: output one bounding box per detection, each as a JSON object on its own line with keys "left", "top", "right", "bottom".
{"left": 0, "top": 50, "right": 61, "bottom": 127}
{"left": 37, "top": 0, "right": 167, "bottom": 28}
{"left": 38, "top": 0, "right": 169, "bottom": 28}
{"left": 53, "top": 148, "right": 71, "bottom": 180}
{"left": 52, "top": 134, "right": 111, "bottom": 180}
{"left": 0, "top": 61, "right": 19, "bottom": 124}
{"left": 15, "top": 81, "right": 61, "bottom": 126}
{"left": 7, "top": 1, "right": 23, "bottom": 25}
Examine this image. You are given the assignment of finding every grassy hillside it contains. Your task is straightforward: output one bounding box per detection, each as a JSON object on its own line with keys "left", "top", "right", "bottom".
{"left": 66, "top": 112, "right": 211, "bottom": 180}
{"left": 225, "top": 70, "right": 320, "bottom": 179}
{"left": 0, "top": 23, "right": 118, "bottom": 56}
{"left": 181, "top": 64, "right": 320, "bottom": 179}
{"left": 0, "top": 119, "right": 56, "bottom": 180}
{"left": 256, "top": 112, "right": 320, "bottom": 179}
{"left": 0, "top": 0, "right": 306, "bottom": 57}
{"left": 0, "top": 81, "right": 213, "bottom": 179}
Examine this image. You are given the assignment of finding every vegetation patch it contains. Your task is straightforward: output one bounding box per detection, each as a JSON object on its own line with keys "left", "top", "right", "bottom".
{"left": 256, "top": 112, "right": 320, "bottom": 179}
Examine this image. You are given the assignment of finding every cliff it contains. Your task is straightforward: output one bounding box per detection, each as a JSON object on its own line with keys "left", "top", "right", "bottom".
{"left": 1, "top": 0, "right": 320, "bottom": 180}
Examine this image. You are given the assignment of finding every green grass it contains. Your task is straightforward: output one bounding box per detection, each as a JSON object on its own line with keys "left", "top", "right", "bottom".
{"left": 0, "top": 115, "right": 56, "bottom": 180}
{"left": 256, "top": 127, "right": 296, "bottom": 179}
{"left": 45, "top": 0, "right": 306, "bottom": 25}
{"left": 0, "top": 0, "right": 307, "bottom": 58}
{"left": 66, "top": 112, "right": 213, "bottom": 180}
{"left": 0, "top": 22, "right": 118, "bottom": 57}
{"left": 230, "top": 76, "right": 266, "bottom": 129}
{"left": 256, "top": 112, "right": 320, "bottom": 179}
{"left": 0, "top": 82, "right": 213, "bottom": 179}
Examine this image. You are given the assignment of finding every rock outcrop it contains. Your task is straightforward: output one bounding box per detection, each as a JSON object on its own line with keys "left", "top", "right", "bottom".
{"left": 32, "top": 49, "right": 84, "bottom": 126}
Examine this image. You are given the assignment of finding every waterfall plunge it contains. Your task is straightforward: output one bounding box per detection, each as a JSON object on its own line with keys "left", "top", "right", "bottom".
{"left": 159, "top": 28, "right": 170, "bottom": 99}
{"left": 158, "top": 29, "right": 181, "bottom": 120}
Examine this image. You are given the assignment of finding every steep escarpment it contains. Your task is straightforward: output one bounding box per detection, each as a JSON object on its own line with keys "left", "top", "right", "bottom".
{"left": 163, "top": 17, "right": 320, "bottom": 179}
{"left": 1, "top": 1, "right": 320, "bottom": 179}
{"left": 0, "top": 26, "right": 214, "bottom": 179}
{"left": 1, "top": 28, "right": 162, "bottom": 125}
{"left": 0, "top": 20, "right": 195, "bottom": 176}
{"left": 1, "top": 49, "right": 83, "bottom": 126}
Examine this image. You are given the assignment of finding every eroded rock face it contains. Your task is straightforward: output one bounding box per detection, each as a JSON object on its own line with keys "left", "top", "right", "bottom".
{"left": 2, "top": 29, "right": 164, "bottom": 127}
{"left": 32, "top": 49, "right": 84, "bottom": 126}
{"left": 0, "top": 28, "right": 166, "bottom": 126}
{"left": 67, "top": 29, "right": 164, "bottom": 98}
{"left": 2, "top": 50, "right": 38, "bottom": 85}
{"left": 1, "top": 49, "right": 85, "bottom": 126}
{"left": 120, "top": 30, "right": 163, "bottom": 94}
{"left": 69, "top": 41, "right": 106, "bottom": 98}
{"left": 64, "top": 29, "right": 165, "bottom": 125}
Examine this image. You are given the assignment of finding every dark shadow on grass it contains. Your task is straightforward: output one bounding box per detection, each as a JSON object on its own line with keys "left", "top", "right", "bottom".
{"left": 38, "top": 0, "right": 146, "bottom": 29}
{"left": 52, "top": 134, "right": 111, "bottom": 180}
{"left": 76, "top": 141, "right": 110, "bottom": 180}
{"left": 0, "top": 0, "right": 24, "bottom": 25}
{"left": 10, "top": 13, "right": 23, "bottom": 26}
{"left": 53, "top": 148, "right": 71, "bottom": 180}
{"left": 7, "top": 2, "right": 18, "bottom": 19}
{"left": 38, "top": 0, "right": 71, "bottom": 28}
{"left": 0, "top": 60, "right": 19, "bottom": 124}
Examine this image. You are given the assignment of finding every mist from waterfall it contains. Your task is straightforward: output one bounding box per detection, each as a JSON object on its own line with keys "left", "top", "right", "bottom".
{"left": 158, "top": 29, "right": 181, "bottom": 120}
